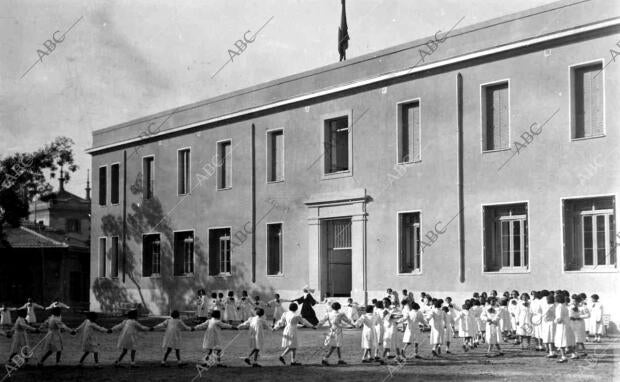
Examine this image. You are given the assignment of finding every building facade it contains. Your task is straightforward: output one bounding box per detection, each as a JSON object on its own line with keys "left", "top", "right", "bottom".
{"left": 88, "top": 0, "right": 620, "bottom": 326}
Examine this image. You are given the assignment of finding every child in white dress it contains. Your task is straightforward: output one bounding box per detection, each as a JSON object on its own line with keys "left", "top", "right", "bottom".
{"left": 570, "top": 295, "right": 589, "bottom": 356}
{"left": 7, "top": 309, "right": 38, "bottom": 364}
{"left": 381, "top": 299, "right": 402, "bottom": 361}
{"left": 153, "top": 310, "right": 193, "bottom": 367}
{"left": 588, "top": 294, "right": 604, "bottom": 343}
{"left": 0, "top": 303, "right": 16, "bottom": 330}
{"left": 317, "top": 302, "right": 355, "bottom": 366}
{"left": 208, "top": 292, "right": 219, "bottom": 319}
{"left": 541, "top": 294, "right": 556, "bottom": 358}
{"left": 355, "top": 305, "right": 379, "bottom": 363}
{"left": 481, "top": 304, "right": 503, "bottom": 356}
{"left": 455, "top": 303, "right": 474, "bottom": 351}
{"left": 223, "top": 291, "right": 238, "bottom": 323}
{"left": 372, "top": 300, "right": 385, "bottom": 361}
{"left": 195, "top": 310, "right": 236, "bottom": 367}
{"left": 18, "top": 299, "right": 44, "bottom": 325}
{"left": 343, "top": 298, "right": 360, "bottom": 323}
{"left": 554, "top": 294, "right": 572, "bottom": 363}
{"left": 498, "top": 299, "right": 512, "bottom": 342}
{"left": 268, "top": 293, "right": 285, "bottom": 326}
{"left": 238, "top": 291, "right": 254, "bottom": 322}
{"left": 399, "top": 302, "right": 424, "bottom": 359}
{"left": 274, "top": 302, "right": 316, "bottom": 365}
{"left": 425, "top": 301, "right": 445, "bottom": 357}
{"left": 516, "top": 293, "right": 532, "bottom": 350}
{"left": 38, "top": 307, "right": 74, "bottom": 366}
{"left": 442, "top": 306, "right": 455, "bottom": 354}
{"left": 238, "top": 307, "right": 272, "bottom": 367}
{"left": 569, "top": 295, "right": 588, "bottom": 358}
{"left": 74, "top": 312, "right": 110, "bottom": 367}
{"left": 111, "top": 309, "right": 153, "bottom": 368}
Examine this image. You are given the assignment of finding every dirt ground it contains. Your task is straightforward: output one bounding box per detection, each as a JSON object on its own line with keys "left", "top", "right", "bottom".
{"left": 1, "top": 317, "right": 617, "bottom": 382}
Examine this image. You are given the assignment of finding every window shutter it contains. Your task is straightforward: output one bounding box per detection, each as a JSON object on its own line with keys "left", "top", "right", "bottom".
{"left": 275, "top": 132, "right": 283, "bottom": 180}
{"left": 590, "top": 67, "right": 604, "bottom": 136}
{"left": 412, "top": 103, "right": 421, "bottom": 161}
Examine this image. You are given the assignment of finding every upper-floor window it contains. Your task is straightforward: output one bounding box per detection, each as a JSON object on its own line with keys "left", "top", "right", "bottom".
{"left": 110, "top": 163, "right": 120, "bottom": 204}
{"left": 174, "top": 231, "right": 194, "bottom": 276}
{"left": 178, "top": 149, "right": 190, "bottom": 195}
{"left": 571, "top": 62, "right": 604, "bottom": 139}
{"left": 143, "top": 233, "right": 161, "bottom": 277}
{"left": 564, "top": 196, "right": 616, "bottom": 271}
{"left": 267, "top": 130, "right": 284, "bottom": 182}
{"left": 98, "top": 166, "right": 107, "bottom": 206}
{"left": 484, "top": 203, "right": 529, "bottom": 272}
{"left": 324, "top": 115, "right": 350, "bottom": 174}
{"left": 217, "top": 141, "right": 232, "bottom": 189}
{"left": 482, "top": 81, "right": 509, "bottom": 151}
{"left": 143, "top": 156, "right": 154, "bottom": 199}
{"left": 397, "top": 100, "right": 421, "bottom": 163}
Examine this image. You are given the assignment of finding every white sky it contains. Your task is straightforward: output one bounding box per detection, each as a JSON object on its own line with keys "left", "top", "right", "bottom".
{"left": 0, "top": 0, "right": 559, "bottom": 197}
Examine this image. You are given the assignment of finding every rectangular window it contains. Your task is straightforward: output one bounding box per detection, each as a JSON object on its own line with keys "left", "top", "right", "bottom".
{"left": 66, "top": 219, "right": 81, "bottom": 233}
{"left": 217, "top": 141, "right": 232, "bottom": 189}
{"left": 143, "top": 156, "right": 154, "bottom": 199}
{"left": 209, "top": 228, "right": 231, "bottom": 275}
{"left": 572, "top": 62, "right": 604, "bottom": 139}
{"left": 398, "top": 212, "right": 421, "bottom": 273}
{"left": 98, "top": 166, "right": 107, "bottom": 206}
{"left": 484, "top": 203, "right": 528, "bottom": 271}
{"left": 98, "top": 237, "right": 106, "bottom": 277}
{"left": 174, "top": 231, "right": 194, "bottom": 275}
{"left": 267, "top": 223, "right": 283, "bottom": 275}
{"left": 398, "top": 101, "right": 421, "bottom": 163}
{"left": 267, "top": 130, "right": 284, "bottom": 182}
{"left": 110, "top": 163, "right": 120, "bottom": 204}
{"left": 324, "top": 116, "right": 349, "bottom": 174}
{"left": 142, "top": 233, "right": 161, "bottom": 277}
{"left": 111, "top": 236, "right": 119, "bottom": 278}
{"left": 564, "top": 196, "right": 616, "bottom": 270}
{"left": 482, "top": 82, "right": 509, "bottom": 151}
{"left": 178, "top": 149, "right": 190, "bottom": 195}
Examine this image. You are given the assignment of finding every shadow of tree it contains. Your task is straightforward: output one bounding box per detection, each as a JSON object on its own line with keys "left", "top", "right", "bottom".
{"left": 92, "top": 171, "right": 275, "bottom": 315}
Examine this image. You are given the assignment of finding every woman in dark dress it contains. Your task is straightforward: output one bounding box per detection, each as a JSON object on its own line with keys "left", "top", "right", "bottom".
{"left": 293, "top": 287, "right": 319, "bottom": 326}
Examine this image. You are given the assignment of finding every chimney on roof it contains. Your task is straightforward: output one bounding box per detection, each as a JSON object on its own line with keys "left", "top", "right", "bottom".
{"left": 85, "top": 169, "right": 91, "bottom": 201}
{"left": 59, "top": 168, "right": 65, "bottom": 192}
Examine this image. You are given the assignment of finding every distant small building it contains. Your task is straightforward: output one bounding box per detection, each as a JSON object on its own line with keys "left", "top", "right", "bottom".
{"left": 0, "top": 173, "right": 91, "bottom": 306}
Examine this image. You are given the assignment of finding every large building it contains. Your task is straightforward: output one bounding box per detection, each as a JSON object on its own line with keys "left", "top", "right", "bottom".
{"left": 87, "top": 0, "right": 619, "bottom": 326}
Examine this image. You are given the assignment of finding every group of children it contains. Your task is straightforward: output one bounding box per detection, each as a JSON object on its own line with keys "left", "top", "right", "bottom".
{"left": 194, "top": 290, "right": 285, "bottom": 326}
{"left": 341, "top": 288, "right": 605, "bottom": 364}
{"left": 0, "top": 289, "right": 606, "bottom": 369}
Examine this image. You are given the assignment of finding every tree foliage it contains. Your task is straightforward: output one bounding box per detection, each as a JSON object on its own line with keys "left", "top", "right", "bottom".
{"left": 0, "top": 136, "right": 79, "bottom": 228}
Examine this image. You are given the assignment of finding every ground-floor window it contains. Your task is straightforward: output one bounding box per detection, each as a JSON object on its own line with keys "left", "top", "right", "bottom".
{"left": 267, "top": 223, "right": 282, "bottom": 275}
{"left": 143, "top": 233, "right": 161, "bottom": 277}
{"left": 209, "top": 228, "right": 231, "bottom": 275}
{"left": 398, "top": 212, "right": 421, "bottom": 273}
{"left": 484, "top": 203, "right": 528, "bottom": 272}
{"left": 564, "top": 196, "right": 616, "bottom": 270}
{"left": 98, "top": 237, "right": 106, "bottom": 277}
{"left": 174, "top": 231, "right": 194, "bottom": 276}
{"left": 111, "top": 236, "right": 119, "bottom": 278}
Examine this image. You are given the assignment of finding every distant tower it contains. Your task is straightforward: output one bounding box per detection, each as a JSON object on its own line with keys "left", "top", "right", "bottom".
{"left": 85, "top": 169, "right": 91, "bottom": 201}
{"left": 59, "top": 167, "right": 65, "bottom": 191}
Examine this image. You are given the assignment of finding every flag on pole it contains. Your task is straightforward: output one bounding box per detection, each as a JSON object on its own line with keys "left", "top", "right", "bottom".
{"left": 338, "top": 0, "right": 349, "bottom": 61}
